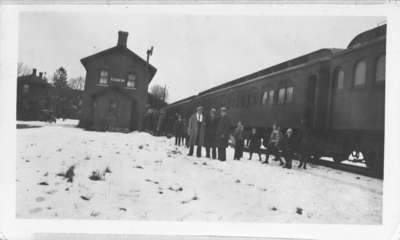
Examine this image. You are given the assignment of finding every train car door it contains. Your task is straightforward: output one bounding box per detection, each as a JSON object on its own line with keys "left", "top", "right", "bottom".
{"left": 305, "top": 75, "right": 317, "bottom": 128}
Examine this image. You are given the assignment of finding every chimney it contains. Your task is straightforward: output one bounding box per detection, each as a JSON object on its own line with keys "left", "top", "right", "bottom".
{"left": 117, "top": 31, "right": 128, "bottom": 47}
{"left": 39, "top": 72, "right": 43, "bottom": 79}
{"left": 32, "top": 68, "right": 37, "bottom": 76}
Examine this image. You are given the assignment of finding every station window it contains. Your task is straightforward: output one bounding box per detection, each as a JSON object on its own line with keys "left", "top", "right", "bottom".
{"left": 99, "top": 70, "right": 109, "bottom": 85}
{"left": 375, "top": 54, "right": 385, "bottom": 83}
{"left": 127, "top": 73, "right": 137, "bottom": 88}
{"left": 23, "top": 84, "right": 29, "bottom": 93}
{"left": 353, "top": 60, "right": 367, "bottom": 86}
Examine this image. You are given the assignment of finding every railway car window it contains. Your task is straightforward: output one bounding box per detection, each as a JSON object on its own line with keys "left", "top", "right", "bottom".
{"left": 99, "top": 70, "right": 109, "bottom": 85}
{"left": 376, "top": 54, "right": 385, "bottom": 83}
{"left": 286, "top": 86, "right": 294, "bottom": 103}
{"left": 268, "top": 90, "right": 274, "bottom": 105}
{"left": 278, "top": 88, "right": 286, "bottom": 104}
{"left": 262, "top": 91, "right": 268, "bottom": 105}
{"left": 354, "top": 60, "right": 367, "bottom": 86}
{"left": 335, "top": 69, "right": 345, "bottom": 90}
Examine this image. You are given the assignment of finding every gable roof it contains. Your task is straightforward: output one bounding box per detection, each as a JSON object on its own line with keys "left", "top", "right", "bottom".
{"left": 80, "top": 45, "right": 157, "bottom": 82}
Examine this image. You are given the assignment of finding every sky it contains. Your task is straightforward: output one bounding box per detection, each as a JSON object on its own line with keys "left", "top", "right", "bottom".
{"left": 18, "top": 13, "right": 385, "bottom": 102}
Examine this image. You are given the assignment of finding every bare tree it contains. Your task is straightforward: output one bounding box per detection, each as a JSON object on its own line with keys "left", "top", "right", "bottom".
{"left": 68, "top": 76, "right": 85, "bottom": 90}
{"left": 17, "top": 62, "right": 31, "bottom": 77}
{"left": 150, "top": 84, "right": 168, "bottom": 103}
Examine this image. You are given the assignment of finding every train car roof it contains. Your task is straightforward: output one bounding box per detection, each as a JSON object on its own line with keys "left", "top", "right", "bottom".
{"left": 347, "top": 24, "right": 386, "bottom": 49}
{"left": 198, "top": 48, "right": 342, "bottom": 96}
{"left": 164, "top": 95, "right": 196, "bottom": 109}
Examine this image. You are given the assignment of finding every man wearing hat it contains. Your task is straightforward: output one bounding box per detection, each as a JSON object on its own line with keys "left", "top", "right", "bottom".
{"left": 281, "top": 128, "right": 297, "bottom": 169}
{"left": 216, "top": 107, "right": 231, "bottom": 161}
{"left": 187, "top": 106, "right": 206, "bottom": 157}
{"left": 205, "top": 108, "right": 219, "bottom": 159}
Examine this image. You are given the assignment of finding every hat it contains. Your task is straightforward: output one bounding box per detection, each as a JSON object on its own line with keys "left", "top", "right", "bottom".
{"left": 196, "top": 106, "right": 203, "bottom": 111}
{"left": 220, "top": 107, "right": 227, "bottom": 111}
{"left": 210, "top": 108, "right": 217, "bottom": 112}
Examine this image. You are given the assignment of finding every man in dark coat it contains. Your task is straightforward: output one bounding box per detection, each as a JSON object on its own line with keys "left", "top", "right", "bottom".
{"left": 248, "top": 128, "right": 262, "bottom": 161}
{"left": 187, "top": 106, "right": 206, "bottom": 157}
{"left": 205, "top": 108, "right": 219, "bottom": 159}
{"left": 281, "top": 128, "right": 297, "bottom": 169}
{"left": 173, "top": 114, "right": 184, "bottom": 146}
{"left": 216, "top": 107, "right": 231, "bottom": 161}
{"left": 297, "top": 119, "right": 312, "bottom": 169}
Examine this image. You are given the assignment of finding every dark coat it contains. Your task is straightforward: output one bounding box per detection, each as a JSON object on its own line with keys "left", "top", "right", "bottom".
{"left": 205, "top": 115, "right": 219, "bottom": 147}
{"left": 248, "top": 133, "right": 261, "bottom": 151}
{"left": 297, "top": 125, "right": 312, "bottom": 154}
{"left": 215, "top": 115, "right": 231, "bottom": 148}
{"left": 281, "top": 134, "right": 297, "bottom": 153}
{"left": 187, "top": 113, "right": 206, "bottom": 146}
{"left": 173, "top": 119, "right": 184, "bottom": 137}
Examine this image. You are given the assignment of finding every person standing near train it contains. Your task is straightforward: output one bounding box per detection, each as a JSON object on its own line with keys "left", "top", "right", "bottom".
{"left": 187, "top": 106, "right": 206, "bottom": 158}
{"left": 205, "top": 108, "right": 219, "bottom": 159}
{"left": 173, "top": 114, "right": 184, "bottom": 146}
{"left": 281, "top": 128, "right": 297, "bottom": 169}
{"left": 263, "top": 123, "right": 283, "bottom": 165}
{"left": 297, "top": 118, "right": 312, "bottom": 169}
{"left": 216, "top": 107, "right": 231, "bottom": 161}
{"left": 248, "top": 128, "right": 262, "bottom": 161}
{"left": 233, "top": 121, "right": 245, "bottom": 160}
{"left": 182, "top": 118, "right": 188, "bottom": 147}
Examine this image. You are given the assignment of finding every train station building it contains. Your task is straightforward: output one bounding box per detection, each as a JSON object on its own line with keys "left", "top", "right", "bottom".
{"left": 79, "top": 31, "right": 157, "bottom": 132}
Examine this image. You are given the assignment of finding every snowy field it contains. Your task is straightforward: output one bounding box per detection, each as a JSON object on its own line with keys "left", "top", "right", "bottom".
{"left": 16, "top": 120, "right": 382, "bottom": 224}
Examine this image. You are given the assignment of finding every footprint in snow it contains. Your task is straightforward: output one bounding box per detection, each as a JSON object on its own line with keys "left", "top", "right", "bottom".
{"left": 181, "top": 195, "right": 198, "bottom": 204}
{"left": 90, "top": 211, "right": 100, "bottom": 217}
{"left": 46, "top": 189, "right": 57, "bottom": 195}
{"left": 296, "top": 207, "right": 303, "bottom": 215}
{"left": 80, "top": 195, "right": 91, "bottom": 201}
{"left": 35, "top": 196, "right": 45, "bottom": 202}
{"left": 29, "top": 207, "right": 43, "bottom": 214}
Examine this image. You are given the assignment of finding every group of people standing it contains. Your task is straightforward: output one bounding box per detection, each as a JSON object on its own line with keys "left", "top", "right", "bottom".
{"left": 172, "top": 106, "right": 312, "bottom": 169}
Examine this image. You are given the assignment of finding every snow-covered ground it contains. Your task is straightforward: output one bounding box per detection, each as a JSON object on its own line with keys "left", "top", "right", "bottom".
{"left": 16, "top": 120, "right": 382, "bottom": 224}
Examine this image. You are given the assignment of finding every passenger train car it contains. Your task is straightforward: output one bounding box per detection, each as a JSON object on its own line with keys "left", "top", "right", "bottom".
{"left": 163, "top": 24, "right": 386, "bottom": 178}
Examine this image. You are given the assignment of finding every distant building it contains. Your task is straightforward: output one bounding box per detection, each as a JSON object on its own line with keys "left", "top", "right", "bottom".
{"left": 17, "top": 69, "right": 52, "bottom": 121}
{"left": 17, "top": 68, "right": 83, "bottom": 121}
{"left": 79, "top": 31, "right": 157, "bottom": 132}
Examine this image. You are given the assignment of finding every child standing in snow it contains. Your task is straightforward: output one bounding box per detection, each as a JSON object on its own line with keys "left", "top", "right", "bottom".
{"left": 248, "top": 128, "right": 262, "bottom": 161}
